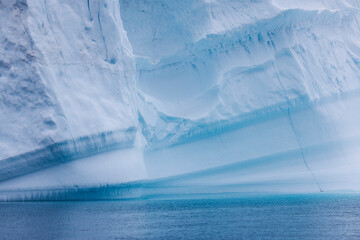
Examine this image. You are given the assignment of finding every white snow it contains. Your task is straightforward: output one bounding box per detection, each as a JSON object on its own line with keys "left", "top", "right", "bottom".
{"left": 1, "top": 0, "right": 360, "bottom": 200}
{"left": 0, "top": 0, "right": 138, "bottom": 161}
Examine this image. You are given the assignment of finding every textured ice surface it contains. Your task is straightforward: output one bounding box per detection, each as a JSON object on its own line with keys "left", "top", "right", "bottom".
{"left": 1, "top": 0, "right": 360, "bottom": 200}
{"left": 0, "top": 0, "right": 139, "bottom": 179}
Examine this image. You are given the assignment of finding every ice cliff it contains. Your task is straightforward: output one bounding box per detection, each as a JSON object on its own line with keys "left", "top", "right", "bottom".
{"left": 1, "top": 0, "right": 360, "bottom": 200}
{"left": 0, "top": 0, "right": 140, "bottom": 181}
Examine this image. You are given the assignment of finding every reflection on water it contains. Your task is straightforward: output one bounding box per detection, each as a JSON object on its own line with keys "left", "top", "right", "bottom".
{"left": 1, "top": 194, "right": 360, "bottom": 239}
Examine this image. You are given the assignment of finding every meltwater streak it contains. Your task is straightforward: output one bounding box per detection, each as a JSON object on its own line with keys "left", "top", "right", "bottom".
{"left": 1, "top": 1, "right": 360, "bottom": 200}
{"left": 2, "top": 87, "right": 360, "bottom": 201}
{"left": 0, "top": 128, "right": 136, "bottom": 182}
{"left": 1, "top": 87, "right": 360, "bottom": 201}
{"left": 2, "top": 130, "right": 360, "bottom": 201}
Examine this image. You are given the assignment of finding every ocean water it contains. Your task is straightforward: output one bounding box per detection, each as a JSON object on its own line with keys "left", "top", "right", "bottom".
{"left": 1, "top": 194, "right": 360, "bottom": 239}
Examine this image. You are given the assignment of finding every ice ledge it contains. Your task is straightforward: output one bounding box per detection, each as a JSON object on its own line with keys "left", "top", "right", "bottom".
{"left": 145, "top": 90, "right": 360, "bottom": 151}
{"left": 0, "top": 127, "right": 137, "bottom": 182}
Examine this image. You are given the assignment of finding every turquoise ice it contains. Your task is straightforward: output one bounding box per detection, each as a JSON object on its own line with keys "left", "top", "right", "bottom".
{"left": 1, "top": 0, "right": 360, "bottom": 200}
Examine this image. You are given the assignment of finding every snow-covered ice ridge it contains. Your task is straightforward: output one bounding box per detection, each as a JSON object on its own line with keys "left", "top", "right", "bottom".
{"left": 1, "top": 0, "right": 360, "bottom": 200}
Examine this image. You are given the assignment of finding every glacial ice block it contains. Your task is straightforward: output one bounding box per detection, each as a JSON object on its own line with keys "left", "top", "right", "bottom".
{"left": 0, "top": 0, "right": 139, "bottom": 180}
{"left": 1, "top": 0, "right": 360, "bottom": 200}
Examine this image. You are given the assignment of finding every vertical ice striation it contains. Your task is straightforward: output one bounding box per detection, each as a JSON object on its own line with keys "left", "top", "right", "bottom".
{"left": 121, "top": 0, "right": 360, "bottom": 194}
{"left": 1, "top": 0, "right": 360, "bottom": 200}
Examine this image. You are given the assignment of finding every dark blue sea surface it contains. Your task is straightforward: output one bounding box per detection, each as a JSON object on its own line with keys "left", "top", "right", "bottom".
{"left": 1, "top": 194, "right": 360, "bottom": 239}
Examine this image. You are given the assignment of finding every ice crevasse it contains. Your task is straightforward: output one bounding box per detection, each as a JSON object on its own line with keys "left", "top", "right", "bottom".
{"left": 1, "top": 0, "right": 360, "bottom": 200}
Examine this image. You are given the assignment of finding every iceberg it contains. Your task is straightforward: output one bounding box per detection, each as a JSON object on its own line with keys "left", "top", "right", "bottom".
{"left": 1, "top": 0, "right": 360, "bottom": 200}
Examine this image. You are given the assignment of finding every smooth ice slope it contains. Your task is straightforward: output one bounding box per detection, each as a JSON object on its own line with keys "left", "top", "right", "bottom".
{"left": 1, "top": 0, "right": 360, "bottom": 200}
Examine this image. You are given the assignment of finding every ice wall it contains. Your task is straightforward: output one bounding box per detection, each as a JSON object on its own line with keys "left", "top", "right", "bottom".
{"left": 121, "top": 0, "right": 360, "bottom": 194}
{"left": 0, "top": 0, "right": 140, "bottom": 181}
{"left": 1, "top": 0, "right": 360, "bottom": 200}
